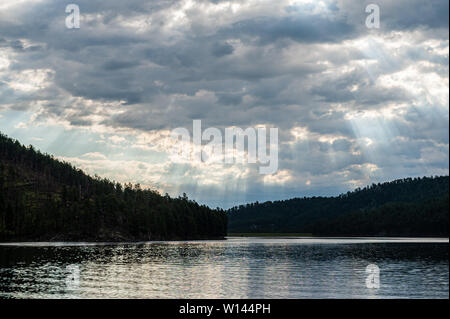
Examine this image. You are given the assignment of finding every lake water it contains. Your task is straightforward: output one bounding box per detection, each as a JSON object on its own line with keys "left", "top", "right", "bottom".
{"left": 0, "top": 237, "right": 448, "bottom": 299}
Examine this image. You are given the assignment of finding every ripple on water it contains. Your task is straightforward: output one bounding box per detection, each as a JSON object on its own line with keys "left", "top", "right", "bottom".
{"left": 0, "top": 238, "right": 448, "bottom": 298}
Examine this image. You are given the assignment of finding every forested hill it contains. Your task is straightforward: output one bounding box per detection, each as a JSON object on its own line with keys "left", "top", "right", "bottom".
{"left": 0, "top": 132, "right": 227, "bottom": 241}
{"left": 228, "top": 176, "right": 449, "bottom": 237}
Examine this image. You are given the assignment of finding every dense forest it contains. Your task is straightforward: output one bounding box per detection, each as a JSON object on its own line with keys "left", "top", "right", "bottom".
{"left": 228, "top": 176, "right": 449, "bottom": 237}
{"left": 0, "top": 132, "right": 227, "bottom": 241}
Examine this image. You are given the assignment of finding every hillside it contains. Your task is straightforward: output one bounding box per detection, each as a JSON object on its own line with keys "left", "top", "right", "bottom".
{"left": 0, "top": 132, "right": 227, "bottom": 241}
{"left": 228, "top": 176, "right": 449, "bottom": 237}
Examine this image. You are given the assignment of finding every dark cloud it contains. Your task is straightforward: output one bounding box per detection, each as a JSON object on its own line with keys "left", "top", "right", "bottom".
{"left": 223, "top": 14, "right": 356, "bottom": 45}
{"left": 211, "top": 41, "right": 234, "bottom": 57}
{"left": 216, "top": 93, "right": 242, "bottom": 105}
{"left": 101, "top": 60, "right": 141, "bottom": 71}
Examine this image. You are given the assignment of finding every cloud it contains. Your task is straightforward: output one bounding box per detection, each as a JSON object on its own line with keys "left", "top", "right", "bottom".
{"left": 0, "top": 0, "right": 448, "bottom": 207}
{"left": 211, "top": 41, "right": 234, "bottom": 57}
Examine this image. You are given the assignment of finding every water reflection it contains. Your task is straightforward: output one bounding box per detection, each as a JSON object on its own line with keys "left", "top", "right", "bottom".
{"left": 0, "top": 238, "right": 448, "bottom": 299}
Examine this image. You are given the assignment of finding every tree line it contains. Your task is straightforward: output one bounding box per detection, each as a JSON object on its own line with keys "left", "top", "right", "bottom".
{"left": 228, "top": 176, "right": 449, "bottom": 237}
{"left": 0, "top": 132, "right": 227, "bottom": 241}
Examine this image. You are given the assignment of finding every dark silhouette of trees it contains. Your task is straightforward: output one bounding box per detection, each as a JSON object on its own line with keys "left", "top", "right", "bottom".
{"left": 228, "top": 176, "right": 449, "bottom": 237}
{"left": 0, "top": 132, "right": 227, "bottom": 241}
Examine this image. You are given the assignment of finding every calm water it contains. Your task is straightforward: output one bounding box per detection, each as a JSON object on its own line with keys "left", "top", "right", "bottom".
{"left": 0, "top": 237, "right": 448, "bottom": 299}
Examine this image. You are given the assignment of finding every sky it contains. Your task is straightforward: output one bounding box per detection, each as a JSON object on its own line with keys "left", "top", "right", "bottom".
{"left": 0, "top": 0, "right": 448, "bottom": 208}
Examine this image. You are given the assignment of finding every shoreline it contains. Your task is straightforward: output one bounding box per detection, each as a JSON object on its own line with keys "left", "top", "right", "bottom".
{"left": 1, "top": 236, "right": 448, "bottom": 246}
{"left": 228, "top": 232, "right": 450, "bottom": 238}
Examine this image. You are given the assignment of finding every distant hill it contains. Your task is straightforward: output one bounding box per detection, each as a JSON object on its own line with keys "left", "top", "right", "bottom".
{"left": 0, "top": 132, "right": 227, "bottom": 241}
{"left": 228, "top": 176, "right": 449, "bottom": 237}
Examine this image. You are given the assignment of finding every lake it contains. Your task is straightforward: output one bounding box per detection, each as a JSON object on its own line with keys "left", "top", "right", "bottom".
{"left": 0, "top": 237, "right": 448, "bottom": 299}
